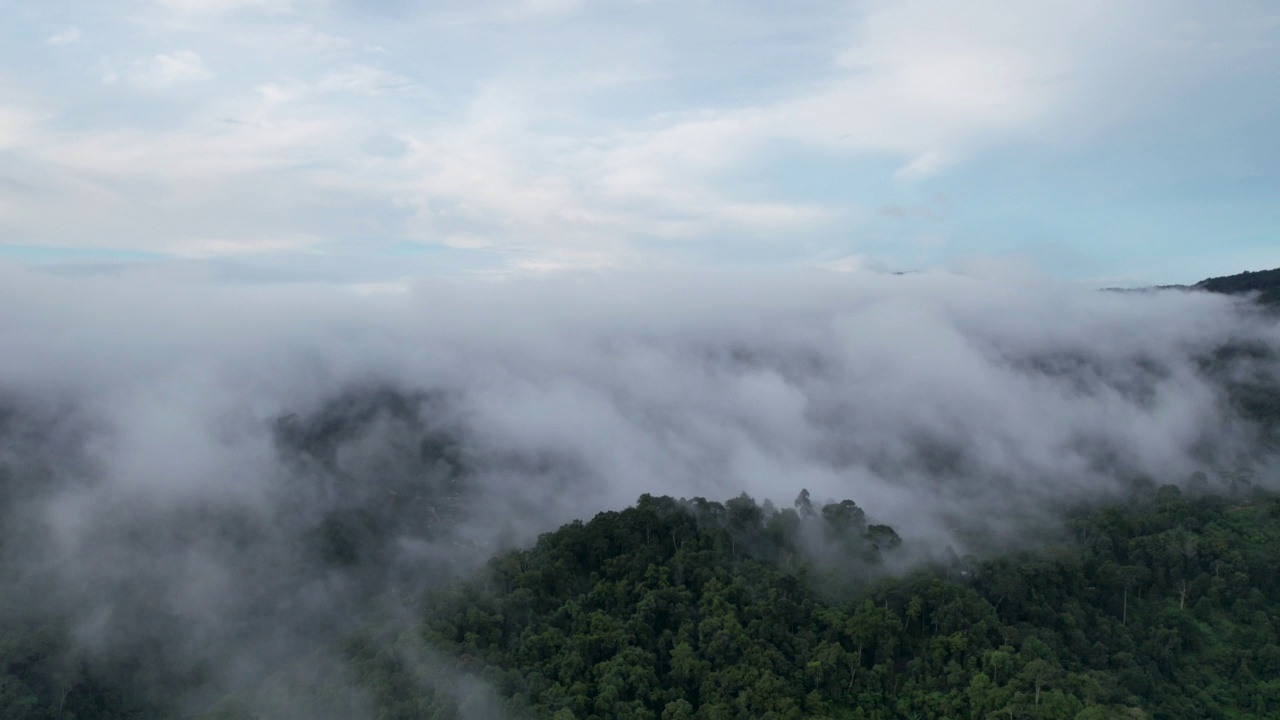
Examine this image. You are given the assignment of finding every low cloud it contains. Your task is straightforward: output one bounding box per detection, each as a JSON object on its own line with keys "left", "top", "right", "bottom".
{"left": 1, "top": 265, "right": 1276, "bottom": 710}
{"left": 3, "top": 266, "right": 1275, "bottom": 550}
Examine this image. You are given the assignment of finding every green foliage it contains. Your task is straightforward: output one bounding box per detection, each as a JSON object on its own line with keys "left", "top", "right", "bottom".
{"left": 1195, "top": 267, "right": 1280, "bottom": 307}
{"left": 7, "top": 487, "right": 1280, "bottom": 719}
{"left": 409, "top": 489, "right": 1280, "bottom": 719}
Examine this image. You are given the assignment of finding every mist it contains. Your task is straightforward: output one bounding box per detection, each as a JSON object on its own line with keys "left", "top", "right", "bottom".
{"left": 1, "top": 262, "right": 1277, "bottom": 715}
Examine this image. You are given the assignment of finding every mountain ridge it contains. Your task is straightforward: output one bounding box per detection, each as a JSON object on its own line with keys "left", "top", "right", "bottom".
{"left": 1194, "top": 268, "right": 1280, "bottom": 307}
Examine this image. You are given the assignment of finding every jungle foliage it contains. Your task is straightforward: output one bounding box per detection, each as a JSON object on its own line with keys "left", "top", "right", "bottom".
{"left": 5, "top": 482, "right": 1280, "bottom": 719}
{"left": 376, "top": 485, "right": 1280, "bottom": 720}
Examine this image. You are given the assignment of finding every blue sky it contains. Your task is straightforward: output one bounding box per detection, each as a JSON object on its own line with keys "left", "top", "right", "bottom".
{"left": 1, "top": 0, "right": 1277, "bottom": 285}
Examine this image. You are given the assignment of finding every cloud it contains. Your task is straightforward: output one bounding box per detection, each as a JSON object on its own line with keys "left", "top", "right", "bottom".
{"left": 156, "top": 0, "right": 303, "bottom": 15}
{"left": 596, "top": 0, "right": 1119, "bottom": 185}
{"left": 47, "top": 27, "right": 82, "bottom": 45}
{"left": 0, "top": 104, "right": 33, "bottom": 150}
{"left": 0, "top": 101, "right": 353, "bottom": 260}
{"left": 143, "top": 50, "right": 215, "bottom": 87}
{"left": 2, "top": 0, "right": 1277, "bottom": 276}
{"left": 508, "top": 0, "right": 583, "bottom": 20}
{"left": 2, "top": 266, "right": 1273, "bottom": 523}
{"left": 317, "top": 64, "right": 421, "bottom": 96}
{"left": 1, "top": 265, "right": 1277, "bottom": 708}
{"left": 330, "top": 0, "right": 1162, "bottom": 261}
{"left": 291, "top": 28, "right": 355, "bottom": 52}
{"left": 100, "top": 50, "right": 215, "bottom": 89}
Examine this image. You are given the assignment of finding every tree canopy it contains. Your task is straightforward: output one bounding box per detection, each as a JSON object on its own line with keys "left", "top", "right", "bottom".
{"left": 5, "top": 485, "right": 1280, "bottom": 719}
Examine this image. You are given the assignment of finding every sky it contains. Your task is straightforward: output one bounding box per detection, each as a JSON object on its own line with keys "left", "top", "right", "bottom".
{"left": 1, "top": 0, "right": 1278, "bottom": 285}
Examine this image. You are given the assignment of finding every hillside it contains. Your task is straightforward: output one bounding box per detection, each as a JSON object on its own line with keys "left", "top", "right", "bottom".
{"left": 325, "top": 486, "right": 1280, "bottom": 720}
{"left": 11, "top": 481, "right": 1280, "bottom": 718}
{"left": 1195, "top": 268, "right": 1280, "bottom": 307}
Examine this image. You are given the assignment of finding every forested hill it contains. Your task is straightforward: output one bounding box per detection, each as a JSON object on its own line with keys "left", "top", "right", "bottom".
{"left": 1195, "top": 268, "right": 1280, "bottom": 307}
{"left": 5, "top": 485, "right": 1280, "bottom": 718}
{"left": 356, "top": 487, "right": 1276, "bottom": 720}
{"left": 399, "top": 486, "right": 1280, "bottom": 717}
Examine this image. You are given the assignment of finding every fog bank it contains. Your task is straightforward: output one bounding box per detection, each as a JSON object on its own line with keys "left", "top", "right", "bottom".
{"left": 1, "top": 264, "right": 1277, "bottom": 713}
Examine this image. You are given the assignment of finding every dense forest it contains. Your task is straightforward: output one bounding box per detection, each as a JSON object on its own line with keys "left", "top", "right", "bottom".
{"left": 356, "top": 485, "right": 1280, "bottom": 720}
{"left": 5, "top": 482, "right": 1280, "bottom": 719}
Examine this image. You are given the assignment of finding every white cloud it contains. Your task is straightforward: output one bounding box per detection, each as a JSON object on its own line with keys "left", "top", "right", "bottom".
{"left": 3, "top": 0, "right": 1277, "bottom": 273}
{"left": 0, "top": 105, "right": 33, "bottom": 150}
{"left": 430, "top": 0, "right": 586, "bottom": 25}
{"left": 170, "top": 234, "right": 319, "bottom": 257}
{"left": 47, "top": 27, "right": 82, "bottom": 46}
{"left": 317, "top": 65, "right": 420, "bottom": 97}
{"left": 292, "top": 28, "right": 354, "bottom": 52}
{"left": 36, "top": 118, "right": 342, "bottom": 184}
{"left": 143, "top": 50, "right": 215, "bottom": 88}
{"left": 326, "top": 0, "right": 1123, "bottom": 263}
{"left": 586, "top": 0, "right": 1122, "bottom": 186}
{"left": 379, "top": 97, "right": 830, "bottom": 262}
{"left": 101, "top": 51, "right": 215, "bottom": 90}
{"left": 1, "top": 91, "right": 353, "bottom": 256}
{"left": 508, "top": 0, "right": 583, "bottom": 20}
{"left": 156, "top": 0, "right": 301, "bottom": 14}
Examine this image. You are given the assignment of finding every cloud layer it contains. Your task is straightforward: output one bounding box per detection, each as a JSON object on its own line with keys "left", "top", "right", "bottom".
{"left": 1, "top": 265, "right": 1278, "bottom": 712}
{"left": 3, "top": 1, "right": 1278, "bottom": 280}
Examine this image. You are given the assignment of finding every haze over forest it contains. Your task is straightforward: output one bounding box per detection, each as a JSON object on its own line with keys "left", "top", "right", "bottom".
{"left": 4, "top": 1, "right": 1280, "bottom": 717}
{"left": 1, "top": 265, "right": 1279, "bottom": 718}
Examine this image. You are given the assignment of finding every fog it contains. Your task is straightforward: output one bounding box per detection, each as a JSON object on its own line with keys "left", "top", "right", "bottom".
{"left": 1, "top": 262, "right": 1277, "bottom": 715}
